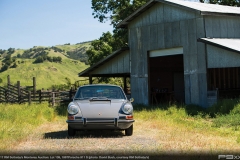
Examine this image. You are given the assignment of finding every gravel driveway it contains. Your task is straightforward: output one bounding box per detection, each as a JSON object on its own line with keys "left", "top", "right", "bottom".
{"left": 8, "top": 117, "right": 240, "bottom": 159}
{"left": 11, "top": 119, "right": 160, "bottom": 156}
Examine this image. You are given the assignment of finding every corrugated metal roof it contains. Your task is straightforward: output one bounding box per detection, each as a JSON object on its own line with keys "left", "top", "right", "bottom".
{"left": 163, "top": 0, "right": 240, "bottom": 14}
{"left": 78, "top": 47, "right": 129, "bottom": 77}
{"left": 198, "top": 38, "right": 240, "bottom": 53}
{"left": 117, "top": 0, "right": 240, "bottom": 28}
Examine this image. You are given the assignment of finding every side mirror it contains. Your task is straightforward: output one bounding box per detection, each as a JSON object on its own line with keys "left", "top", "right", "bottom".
{"left": 129, "top": 98, "right": 134, "bottom": 103}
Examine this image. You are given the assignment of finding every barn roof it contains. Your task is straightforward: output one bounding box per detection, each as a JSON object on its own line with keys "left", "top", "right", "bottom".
{"left": 117, "top": 0, "right": 240, "bottom": 28}
{"left": 78, "top": 47, "right": 130, "bottom": 77}
{"left": 198, "top": 38, "right": 240, "bottom": 54}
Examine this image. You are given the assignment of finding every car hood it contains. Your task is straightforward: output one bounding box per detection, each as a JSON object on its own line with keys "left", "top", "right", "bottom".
{"left": 74, "top": 99, "right": 127, "bottom": 118}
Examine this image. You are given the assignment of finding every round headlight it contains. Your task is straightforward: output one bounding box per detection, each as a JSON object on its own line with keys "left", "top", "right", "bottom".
{"left": 67, "top": 103, "right": 79, "bottom": 115}
{"left": 122, "top": 103, "right": 133, "bottom": 114}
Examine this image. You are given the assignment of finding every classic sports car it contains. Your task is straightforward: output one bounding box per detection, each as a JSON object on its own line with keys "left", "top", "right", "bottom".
{"left": 66, "top": 84, "right": 134, "bottom": 136}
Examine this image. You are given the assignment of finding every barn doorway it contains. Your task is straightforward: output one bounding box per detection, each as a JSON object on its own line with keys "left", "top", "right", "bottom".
{"left": 148, "top": 47, "right": 184, "bottom": 104}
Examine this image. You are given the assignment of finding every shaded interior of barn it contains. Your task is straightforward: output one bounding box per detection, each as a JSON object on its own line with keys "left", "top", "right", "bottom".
{"left": 149, "top": 54, "right": 184, "bottom": 104}
{"left": 208, "top": 67, "right": 240, "bottom": 99}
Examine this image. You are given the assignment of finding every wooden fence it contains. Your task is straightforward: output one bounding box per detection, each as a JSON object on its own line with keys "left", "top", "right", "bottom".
{"left": 0, "top": 75, "right": 77, "bottom": 106}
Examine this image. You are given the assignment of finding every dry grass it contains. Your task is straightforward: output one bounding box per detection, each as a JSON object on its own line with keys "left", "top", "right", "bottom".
{"left": 6, "top": 114, "right": 240, "bottom": 157}
{"left": 1, "top": 103, "right": 240, "bottom": 160}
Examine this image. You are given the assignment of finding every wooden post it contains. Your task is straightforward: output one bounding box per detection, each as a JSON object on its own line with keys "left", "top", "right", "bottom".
{"left": 5, "top": 89, "right": 8, "bottom": 103}
{"left": 7, "top": 75, "right": 10, "bottom": 89}
{"left": 7, "top": 75, "right": 10, "bottom": 85}
{"left": 89, "top": 75, "right": 93, "bottom": 84}
{"left": 28, "top": 91, "right": 31, "bottom": 105}
{"left": 33, "top": 77, "right": 36, "bottom": 99}
{"left": 124, "top": 75, "right": 127, "bottom": 94}
{"left": 17, "top": 81, "right": 21, "bottom": 103}
{"left": 39, "top": 90, "right": 42, "bottom": 103}
{"left": 52, "top": 92, "right": 55, "bottom": 106}
{"left": 69, "top": 87, "right": 73, "bottom": 101}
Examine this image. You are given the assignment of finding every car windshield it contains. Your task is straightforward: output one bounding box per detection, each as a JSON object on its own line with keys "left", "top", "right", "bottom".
{"left": 74, "top": 85, "right": 126, "bottom": 100}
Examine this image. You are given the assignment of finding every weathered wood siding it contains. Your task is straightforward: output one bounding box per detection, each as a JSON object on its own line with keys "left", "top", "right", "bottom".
{"left": 91, "top": 50, "right": 130, "bottom": 74}
{"left": 207, "top": 45, "right": 240, "bottom": 68}
{"left": 128, "top": 3, "right": 208, "bottom": 106}
{"left": 205, "top": 16, "right": 240, "bottom": 38}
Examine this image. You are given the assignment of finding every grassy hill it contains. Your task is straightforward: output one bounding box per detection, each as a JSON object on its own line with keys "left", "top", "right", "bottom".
{"left": 0, "top": 42, "right": 92, "bottom": 90}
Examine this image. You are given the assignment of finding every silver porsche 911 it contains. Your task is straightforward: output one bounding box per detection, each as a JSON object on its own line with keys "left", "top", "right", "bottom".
{"left": 66, "top": 84, "right": 134, "bottom": 136}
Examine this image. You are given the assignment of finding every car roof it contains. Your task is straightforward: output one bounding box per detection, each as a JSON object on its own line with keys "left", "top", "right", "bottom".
{"left": 79, "top": 84, "right": 121, "bottom": 88}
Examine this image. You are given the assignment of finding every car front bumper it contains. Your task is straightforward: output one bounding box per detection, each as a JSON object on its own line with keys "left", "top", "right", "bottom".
{"left": 66, "top": 118, "right": 134, "bottom": 130}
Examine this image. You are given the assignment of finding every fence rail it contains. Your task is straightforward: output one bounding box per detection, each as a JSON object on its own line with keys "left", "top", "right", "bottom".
{"left": 0, "top": 75, "right": 76, "bottom": 105}
{"left": 0, "top": 86, "right": 76, "bottom": 106}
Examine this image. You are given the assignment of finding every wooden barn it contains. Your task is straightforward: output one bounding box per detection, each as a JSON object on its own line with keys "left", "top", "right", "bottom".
{"left": 79, "top": 0, "right": 240, "bottom": 107}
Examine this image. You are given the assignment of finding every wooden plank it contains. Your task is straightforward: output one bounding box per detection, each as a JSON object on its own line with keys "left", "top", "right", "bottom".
{"left": 157, "top": 24, "right": 165, "bottom": 49}
{"left": 172, "top": 21, "right": 180, "bottom": 47}
{"left": 228, "top": 68, "right": 231, "bottom": 88}
{"left": 218, "top": 68, "right": 221, "bottom": 89}
{"left": 227, "top": 17, "right": 234, "bottom": 38}
{"left": 213, "top": 68, "right": 216, "bottom": 89}
{"left": 207, "top": 69, "right": 211, "bottom": 89}
{"left": 149, "top": 25, "right": 158, "bottom": 50}
{"left": 129, "top": 28, "right": 138, "bottom": 75}
{"left": 204, "top": 17, "right": 213, "bottom": 37}
{"left": 223, "top": 68, "right": 226, "bottom": 89}
{"left": 141, "top": 26, "right": 149, "bottom": 77}
{"left": 156, "top": 3, "right": 164, "bottom": 24}
{"left": 164, "top": 23, "right": 172, "bottom": 48}
{"left": 123, "top": 51, "right": 130, "bottom": 73}
{"left": 149, "top": 4, "right": 157, "bottom": 25}
{"left": 219, "top": 17, "right": 228, "bottom": 37}
{"left": 233, "top": 67, "right": 236, "bottom": 88}
{"left": 163, "top": 4, "right": 172, "bottom": 23}
{"left": 237, "top": 67, "right": 239, "bottom": 88}
{"left": 141, "top": 8, "right": 150, "bottom": 26}
{"left": 212, "top": 17, "right": 221, "bottom": 37}
{"left": 187, "top": 19, "right": 197, "bottom": 55}
{"left": 117, "top": 54, "right": 124, "bottom": 73}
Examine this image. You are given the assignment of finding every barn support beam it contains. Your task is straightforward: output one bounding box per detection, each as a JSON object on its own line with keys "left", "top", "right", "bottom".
{"left": 123, "top": 75, "right": 127, "bottom": 94}
{"left": 89, "top": 75, "right": 93, "bottom": 84}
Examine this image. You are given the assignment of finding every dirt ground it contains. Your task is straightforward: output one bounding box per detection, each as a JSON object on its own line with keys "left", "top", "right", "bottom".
{"left": 7, "top": 117, "right": 240, "bottom": 160}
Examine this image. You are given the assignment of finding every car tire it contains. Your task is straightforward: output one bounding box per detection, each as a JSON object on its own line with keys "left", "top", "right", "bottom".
{"left": 125, "top": 125, "right": 133, "bottom": 136}
{"left": 68, "top": 125, "right": 76, "bottom": 137}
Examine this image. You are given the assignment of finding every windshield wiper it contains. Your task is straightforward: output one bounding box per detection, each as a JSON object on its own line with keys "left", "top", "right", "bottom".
{"left": 74, "top": 97, "right": 88, "bottom": 100}
{"left": 89, "top": 97, "right": 110, "bottom": 101}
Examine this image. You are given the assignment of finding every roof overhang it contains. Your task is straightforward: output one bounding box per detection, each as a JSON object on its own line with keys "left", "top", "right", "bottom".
{"left": 117, "top": 0, "right": 240, "bottom": 28}
{"left": 198, "top": 38, "right": 240, "bottom": 54}
{"left": 78, "top": 47, "right": 130, "bottom": 77}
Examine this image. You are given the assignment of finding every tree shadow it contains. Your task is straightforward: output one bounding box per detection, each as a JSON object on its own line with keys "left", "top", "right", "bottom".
{"left": 44, "top": 130, "right": 124, "bottom": 139}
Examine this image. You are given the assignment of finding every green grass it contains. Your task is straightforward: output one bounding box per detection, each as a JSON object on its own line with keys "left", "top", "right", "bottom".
{"left": 133, "top": 100, "right": 240, "bottom": 137}
{"left": 0, "top": 102, "right": 57, "bottom": 150}
{"left": 0, "top": 42, "right": 91, "bottom": 90}
{"left": 0, "top": 58, "right": 89, "bottom": 90}
{"left": 1, "top": 99, "right": 240, "bottom": 152}
{"left": 55, "top": 42, "right": 91, "bottom": 51}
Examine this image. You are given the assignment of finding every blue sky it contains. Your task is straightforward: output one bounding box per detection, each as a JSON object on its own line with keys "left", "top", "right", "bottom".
{"left": 0, "top": 0, "right": 113, "bottom": 50}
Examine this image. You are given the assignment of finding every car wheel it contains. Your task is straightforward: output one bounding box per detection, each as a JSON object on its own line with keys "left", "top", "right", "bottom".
{"left": 125, "top": 125, "right": 133, "bottom": 136}
{"left": 68, "top": 125, "right": 76, "bottom": 137}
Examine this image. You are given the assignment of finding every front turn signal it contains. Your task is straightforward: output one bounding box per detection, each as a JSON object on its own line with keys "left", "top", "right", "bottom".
{"left": 68, "top": 115, "right": 74, "bottom": 120}
{"left": 126, "top": 115, "right": 133, "bottom": 120}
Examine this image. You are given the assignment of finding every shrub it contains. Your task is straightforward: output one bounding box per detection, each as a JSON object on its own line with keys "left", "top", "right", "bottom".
{"left": 207, "top": 99, "right": 236, "bottom": 116}
{"left": 185, "top": 104, "right": 206, "bottom": 116}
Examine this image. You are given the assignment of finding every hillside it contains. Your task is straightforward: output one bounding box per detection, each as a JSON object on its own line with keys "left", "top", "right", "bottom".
{"left": 0, "top": 42, "right": 92, "bottom": 90}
